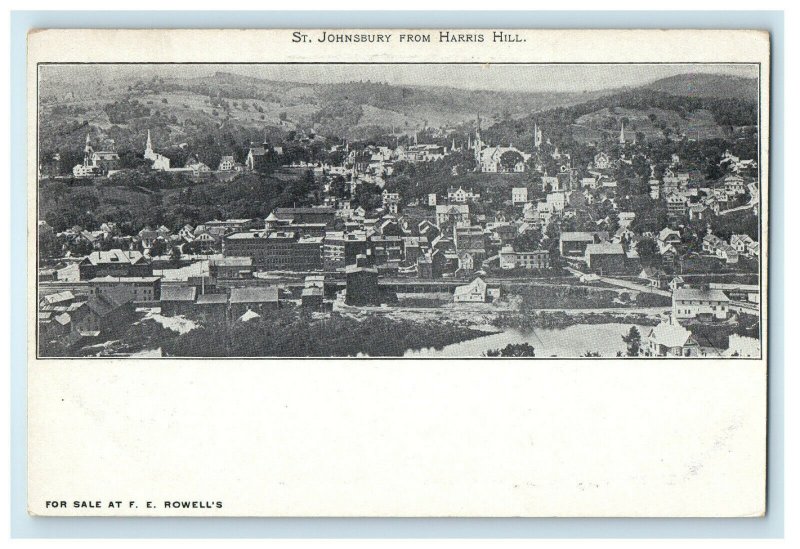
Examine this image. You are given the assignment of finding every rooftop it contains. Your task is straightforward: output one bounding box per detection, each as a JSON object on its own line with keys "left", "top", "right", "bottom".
{"left": 648, "top": 322, "right": 695, "bottom": 348}
{"left": 160, "top": 286, "right": 197, "bottom": 302}
{"left": 674, "top": 288, "right": 730, "bottom": 302}
{"left": 229, "top": 286, "right": 279, "bottom": 304}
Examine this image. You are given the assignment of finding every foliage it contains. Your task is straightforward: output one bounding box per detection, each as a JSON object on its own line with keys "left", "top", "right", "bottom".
{"left": 622, "top": 325, "right": 641, "bottom": 356}
{"left": 161, "top": 311, "right": 485, "bottom": 357}
{"left": 484, "top": 342, "right": 536, "bottom": 357}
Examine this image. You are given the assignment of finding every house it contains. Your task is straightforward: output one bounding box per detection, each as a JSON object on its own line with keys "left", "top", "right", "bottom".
{"left": 638, "top": 266, "right": 668, "bottom": 289}
{"left": 453, "top": 225, "right": 486, "bottom": 253}
{"left": 666, "top": 193, "right": 688, "bottom": 217}
{"left": 649, "top": 179, "right": 661, "bottom": 199}
{"left": 593, "top": 152, "right": 612, "bottom": 170}
{"left": 381, "top": 189, "right": 400, "bottom": 214}
{"left": 159, "top": 285, "right": 197, "bottom": 315}
{"left": 229, "top": 286, "right": 280, "bottom": 317}
{"left": 657, "top": 228, "right": 682, "bottom": 254}
{"left": 723, "top": 174, "right": 747, "bottom": 196}
{"left": 716, "top": 244, "right": 739, "bottom": 264}
{"left": 511, "top": 187, "right": 528, "bottom": 204}
{"left": 447, "top": 186, "right": 480, "bottom": 203}
{"left": 730, "top": 234, "right": 756, "bottom": 255}
{"left": 618, "top": 212, "right": 635, "bottom": 228}
{"left": 584, "top": 242, "right": 627, "bottom": 275}
{"left": 702, "top": 234, "right": 724, "bottom": 255}
{"left": 301, "top": 287, "right": 324, "bottom": 309}
{"left": 72, "top": 133, "right": 119, "bottom": 177}
{"left": 435, "top": 204, "right": 470, "bottom": 227}
{"left": 477, "top": 146, "right": 529, "bottom": 173}
{"left": 427, "top": 193, "right": 438, "bottom": 206}
{"left": 723, "top": 334, "right": 761, "bottom": 358}
{"left": 688, "top": 203, "right": 709, "bottom": 221}
{"left": 672, "top": 288, "right": 730, "bottom": 320}
{"left": 217, "top": 155, "right": 236, "bottom": 171}
{"left": 453, "top": 277, "right": 488, "bottom": 303}
{"left": 541, "top": 175, "right": 560, "bottom": 192}
{"left": 668, "top": 276, "right": 685, "bottom": 292}
{"left": 559, "top": 232, "right": 599, "bottom": 257}
{"left": 646, "top": 321, "right": 701, "bottom": 357}
{"left": 499, "top": 246, "right": 550, "bottom": 270}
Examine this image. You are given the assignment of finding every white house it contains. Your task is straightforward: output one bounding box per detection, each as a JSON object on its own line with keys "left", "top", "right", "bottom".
{"left": 453, "top": 277, "right": 488, "bottom": 303}
{"left": 511, "top": 187, "right": 528, "bottom": 204}
{"left": 672, "top": 288, "right": 730, "bottom": 320}
{"left": 647, "top": 321, "right": 700, "bottom": 357}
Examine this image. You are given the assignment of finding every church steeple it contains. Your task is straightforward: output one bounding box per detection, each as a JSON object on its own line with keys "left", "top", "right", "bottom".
{"left": 145, "top": 130, "right": 153, "bottom": 154}
{"left": 83, "top": 133, "right": 93, "bottom": 167}
{"left": 619, "top": 121, "right": 626, "bottom": 145}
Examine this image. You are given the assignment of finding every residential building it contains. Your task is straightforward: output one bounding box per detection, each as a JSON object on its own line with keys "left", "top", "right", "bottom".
{"left": 448, "top": 186, "right": 480, "bottom": 203}
{"left": 511, "top": 187, "right": 529, "bottom": 204}
{"left": 499, "top": 246, "right": 550, "bottom": 270}
{"left": 666, "top": 193, "right": 688, "bottom": 217}
{"left": 217, "top": 155, "right": 236, "bottom": 171}
{"left": 646, "top": 321, "right": 701, "bottom": 357}
{"left": 435, "top": 204, "right": 470, "bottom": 226}
{"left": 672, "top": 288, "right": 730, "bottom": 320}
{"left": 382, "top": 189, "right": 400, "bottom": 214}
{"left": 453, "top": 277, "right": 488, "bottom": 303}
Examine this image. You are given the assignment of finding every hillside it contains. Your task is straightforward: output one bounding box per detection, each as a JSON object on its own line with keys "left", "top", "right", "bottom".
{"left": 37, "top": 69, "right": 759, "bottom": 173}
{"left": 483, "top": 84, "right": 758, "bottom": 151}
{"left": 644, "top": 73, "right": 758, "bottom": 102}
{"left": 37, "top": 69, "right": 612, "bottom": 154}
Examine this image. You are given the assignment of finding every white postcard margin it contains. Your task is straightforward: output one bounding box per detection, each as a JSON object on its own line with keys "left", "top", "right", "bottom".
{"left": 26, "top": 29, "right": 769, "bottom": 517}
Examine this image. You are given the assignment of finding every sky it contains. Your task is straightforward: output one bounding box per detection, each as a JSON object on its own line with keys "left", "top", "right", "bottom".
{"left": 42, "top": 63, "right": 758, "bottom": 94}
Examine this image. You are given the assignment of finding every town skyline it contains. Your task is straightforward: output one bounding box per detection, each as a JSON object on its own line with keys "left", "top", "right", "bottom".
{"left": 36, "top": 64, "right": 763, "bottom": 359}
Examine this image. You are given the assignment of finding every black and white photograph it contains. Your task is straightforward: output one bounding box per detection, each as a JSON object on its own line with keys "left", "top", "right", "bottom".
{"left": 35, "top": 61, "right": 763, "bottom": 359}
{"left": 24, "top": 27, "right": 773, "bottom": 521}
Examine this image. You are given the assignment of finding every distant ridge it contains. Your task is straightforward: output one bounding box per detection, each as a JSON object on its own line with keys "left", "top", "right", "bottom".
{"left": 644, "top": 73, "right": 758, "bottom": 102}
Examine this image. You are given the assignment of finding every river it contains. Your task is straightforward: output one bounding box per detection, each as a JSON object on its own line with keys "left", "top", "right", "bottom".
{"left": 404, "top": 323, "right": 653, "bottom": 358}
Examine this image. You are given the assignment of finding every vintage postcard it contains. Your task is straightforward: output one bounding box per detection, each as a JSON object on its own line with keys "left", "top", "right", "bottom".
{"left": 27, "top": 29, "right": 768, "bottom": 516}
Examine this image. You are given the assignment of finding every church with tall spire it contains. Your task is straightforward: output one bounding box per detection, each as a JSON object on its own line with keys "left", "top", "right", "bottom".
{"left": 143, "top": 129, "right": 171, "bottom": 171}
{"left": 71, "top": 133, "right": 120, "bottom": 177}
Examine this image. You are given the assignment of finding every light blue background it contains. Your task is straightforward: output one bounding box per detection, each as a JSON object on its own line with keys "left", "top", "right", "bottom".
{"left": 10, "top": 10, "right": 784, "bottom": 539}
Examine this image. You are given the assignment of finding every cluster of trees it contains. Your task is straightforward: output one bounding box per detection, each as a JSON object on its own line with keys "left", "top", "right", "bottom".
{"left": 103, "top": 99, "right": 152, "bottom": 124}
{"left": 160, "top": 311, "right": 484, "bottom": 357}
{"left": 38, "top": 167, "right": 322, "bottom": 237}
{"left": 484, "top": 343, "right": 536, "bottom": 357}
